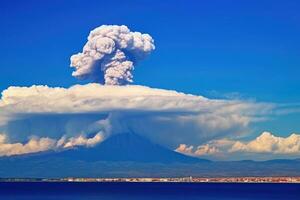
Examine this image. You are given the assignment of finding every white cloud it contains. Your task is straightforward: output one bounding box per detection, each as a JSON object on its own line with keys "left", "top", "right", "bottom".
{"left": 0, "top": 134, "right": 56, "bottom": 156}
{"left": 58, "top": 133, "right": 103, "bottom": 148}
{"left": 175, "top": 143, "right": 220, "bottom": 156}
{"left": 194, "top": 144, "right": 220, "bottom": 156}
{"left": 0, "top": 83, "right": 272, "bottom": 150}
{"left": 0, "top": 84, "right": 270, "bottom": 115}
{"left": 175, "top": 144, "right": 194, "bottom": 154}
{"left": 176, "top": 132, "right": 300, "bottom": 159}
{"left": 230, "top": 132, "right": 300, "bottom": 154}
{"left": 0, "top": 133, "right": 104, "bottom": 156}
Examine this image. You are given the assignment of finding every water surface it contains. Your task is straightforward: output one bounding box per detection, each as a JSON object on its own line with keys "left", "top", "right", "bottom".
{"left": 0, "top": 182, "right": 299, "bottom": 200}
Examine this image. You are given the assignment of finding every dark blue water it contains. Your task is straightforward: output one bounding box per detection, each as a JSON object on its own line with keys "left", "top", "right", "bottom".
{"left": 0, "top": 182, "right": 299, "bottom": 200}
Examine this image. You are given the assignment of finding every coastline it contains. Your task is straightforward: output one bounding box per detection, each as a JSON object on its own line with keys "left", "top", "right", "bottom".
{"left": 1, "top": 177, "right": 300, "bottom": 183}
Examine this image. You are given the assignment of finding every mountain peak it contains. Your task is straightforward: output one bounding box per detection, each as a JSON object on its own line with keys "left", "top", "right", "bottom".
{"left": 58, "top": 132, "right": 208, "bottom": 163}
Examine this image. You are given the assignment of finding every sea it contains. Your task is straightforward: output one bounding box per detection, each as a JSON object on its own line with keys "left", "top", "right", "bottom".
{"left": 0, "top": 182, "right": 299, "bottom": 200}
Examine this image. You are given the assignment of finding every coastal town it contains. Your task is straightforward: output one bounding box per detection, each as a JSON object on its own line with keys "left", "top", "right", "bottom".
{"left": 2, "top": 177, "right": 300, "bottom": 183}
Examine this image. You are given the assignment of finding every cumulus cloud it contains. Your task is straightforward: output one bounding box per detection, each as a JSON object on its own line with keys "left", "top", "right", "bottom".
{"left": 175, "top": 144, "right": 194, "bottom": 155}
{"left": 230, "top": 132, "right": 300, "bottom": 154}
{"left": 0, "top": 133, "right": 103, "bottom": 156}
{"left": 176, "top": 143, "right": 220, "bottom": 156}
{"left": 70, "top": 25, "right": 155, "bottom": 85}
{"left": 0, "top": 84, "right": 271, "bottom": 149}
{"left": 195, "top": 144, "right": 220, "bottom": 156}
{"left": 0, "top": 134, "right": 56, "bottom": 156}
{"left": 176, "top": 132, "right": 300, "bottom": 159}
{"left": 58, "top": 133, "right": 103, "bottom": 148}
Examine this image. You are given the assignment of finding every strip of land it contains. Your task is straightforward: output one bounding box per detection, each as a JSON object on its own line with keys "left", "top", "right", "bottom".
{"left": 1, "top": 177, "right": 300, "bottom": 183}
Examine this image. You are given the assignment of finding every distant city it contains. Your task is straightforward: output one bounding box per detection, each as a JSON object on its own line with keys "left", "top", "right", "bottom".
{"left": 2, "top": 177, "right": 300, "bottom": 183}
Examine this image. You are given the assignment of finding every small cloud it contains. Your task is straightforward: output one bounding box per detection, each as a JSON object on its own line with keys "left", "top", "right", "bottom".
{"left": 175, "top": 144, "right": 194, "bottom": 155}
{"left": 58, "top": 133, "right": 104, "bottom": 148}
{"left": 194, "top": 144, "right": 220, "bottom": 156}
{"left": 176, "top": 142, "right": 221, "bottom": 156}
{"left": 207, "top": 90, "right": 252, "bottom": 100}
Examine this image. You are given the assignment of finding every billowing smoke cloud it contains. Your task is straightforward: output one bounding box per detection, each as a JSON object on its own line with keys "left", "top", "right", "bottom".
{"left": 70, "top": 25, "right": 155, "bottom": 85}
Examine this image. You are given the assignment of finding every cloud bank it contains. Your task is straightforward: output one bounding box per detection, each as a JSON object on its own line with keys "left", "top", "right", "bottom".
{"left": 176, "top": 131, "right": 300, "bottom": 160}
{"left": 70, "top": 25, "right": 155, "bottom": 85}
{"left": 231, "top": 132, "right": 300, "bottom": 154}
{"left": 0, "top": 83, "right": 270, "bottom": 150}
{"left": 0, "top": 133, "right": 103, "bottom": 156}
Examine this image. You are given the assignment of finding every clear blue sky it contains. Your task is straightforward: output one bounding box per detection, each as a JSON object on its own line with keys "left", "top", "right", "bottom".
{"left": 0, "top": 0, "right": 299, "bottom": 136}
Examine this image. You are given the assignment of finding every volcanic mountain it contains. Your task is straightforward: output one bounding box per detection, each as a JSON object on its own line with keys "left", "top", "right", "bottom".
{"left": 56, "top": 132, "right": 205, "bottom": 163}
{"left": 1, "top": 132, "right": 300, "bottom": 178}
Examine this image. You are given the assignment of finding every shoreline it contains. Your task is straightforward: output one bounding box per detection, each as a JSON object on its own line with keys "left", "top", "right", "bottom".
{"left": 1, "top": 177, "right": 300, "bottom": 183}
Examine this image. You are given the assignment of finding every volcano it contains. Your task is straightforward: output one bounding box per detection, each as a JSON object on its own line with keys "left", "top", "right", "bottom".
{"left": 57, "top": 132, "right": 205, "bottom": 163}
{"left": 0, "top": 132, "right": 208, "bottom": 178}
{"left": 1, "top": 133, "right": 300, "bottom": 178}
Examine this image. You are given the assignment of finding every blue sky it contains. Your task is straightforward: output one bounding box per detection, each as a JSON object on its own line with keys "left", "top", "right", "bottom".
{"left": 0, "top": 0, "right": 299, "bottom": 137}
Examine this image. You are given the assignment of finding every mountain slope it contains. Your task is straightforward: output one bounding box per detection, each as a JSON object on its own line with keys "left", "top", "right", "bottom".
{"left": 55, "top": 132, "right": 207, "bottom": 163}
{"left": 0, "top": 133, "right": 300, "bottom": 178}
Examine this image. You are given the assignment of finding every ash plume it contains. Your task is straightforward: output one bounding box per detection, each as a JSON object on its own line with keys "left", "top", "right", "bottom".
{"left": 70, "top": 25, "right": 155, "bottom": 85}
